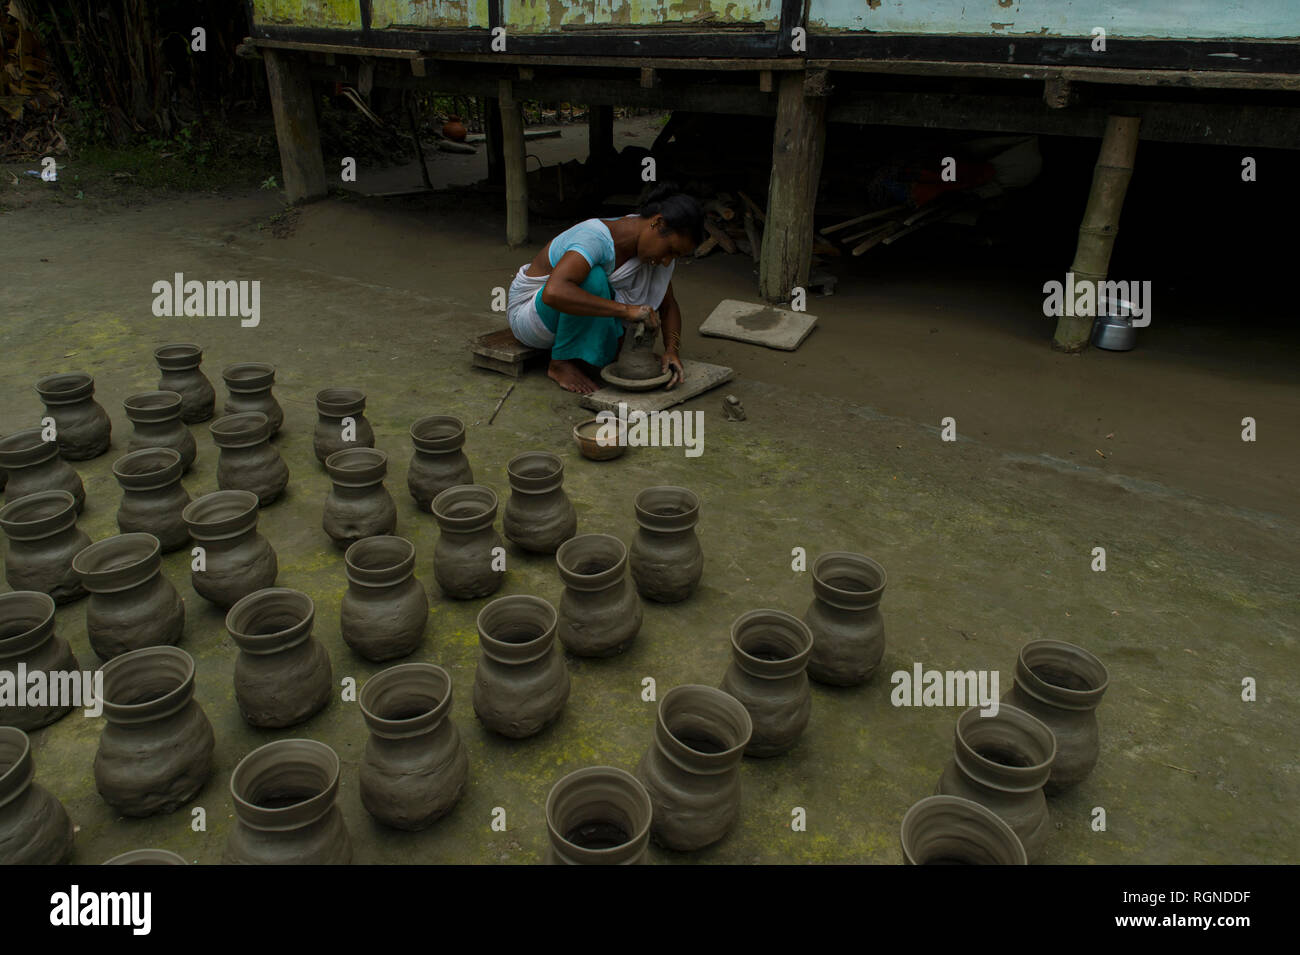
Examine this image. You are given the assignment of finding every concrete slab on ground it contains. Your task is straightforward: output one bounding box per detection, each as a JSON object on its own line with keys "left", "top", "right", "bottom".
{"left": 579, "top": 359, "right": 733, "bottom": 414}
{"left": 699, "top": 298, "right": 818, "bottom": 351}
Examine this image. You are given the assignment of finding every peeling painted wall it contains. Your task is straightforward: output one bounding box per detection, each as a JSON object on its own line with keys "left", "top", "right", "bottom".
{"left": 806, "top": 0, "right": 1300, "bottom": 40}
{"left": 251, "top": 0, "right": 363, "bottom": 29}
{"left": 502, "top": 0, "right": 780, "bottom": 32}
{"left": 372, "top": 0, "right": 491, "bottom": 29}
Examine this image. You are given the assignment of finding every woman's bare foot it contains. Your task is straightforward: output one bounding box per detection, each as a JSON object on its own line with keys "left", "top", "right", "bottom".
{"left": 548, "top": 359, "right": 597, "bottom": 394}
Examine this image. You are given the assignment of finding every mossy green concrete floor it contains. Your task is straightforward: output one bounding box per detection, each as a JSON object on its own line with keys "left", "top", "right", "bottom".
{"left": 2, "top": 192, "right": 1296, "bottom": 864}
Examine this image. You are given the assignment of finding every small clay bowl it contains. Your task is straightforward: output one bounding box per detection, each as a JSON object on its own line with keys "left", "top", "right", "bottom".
{"left": 572, "top": 418, "right": 626, "bottom": 462}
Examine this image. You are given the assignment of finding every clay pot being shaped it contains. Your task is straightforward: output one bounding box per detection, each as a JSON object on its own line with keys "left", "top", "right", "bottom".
{"left": 613, "top": 322, "right": 662, "bottom": 380}
{"left": 555, "top": 533, "right": 642, "bottom": 657}
{"left": 322, "top": 448, "right": 397, "bottom": 549}
{"left": 546, "top": 766, "right": 654, "bottom": 865}
{"left": 226, "top": 588, "right": 332, "bottom": 729}
{"left": 407, "top": 415, "right": 473, "bottom": 510}
{"left": 223, "top": 738, "right": 352, "bottom": 865}
{"left": 113, "top": 447, "right": 191, "bottom": 552}
{"left": 0, "top": 726, "right": 75, "bottom": 864}
{"left": 223, "top": 362, "right": 283, "bottom": 436}
{"left": 341, "top": 536, "right": 428, "bottom": 661}
{"left": 358, "top": 663, "right": 469, "bottom": 831}
{"left": 155, "top": 343, "right": 215, "bottom": 424}
{"left": 182, "top": 490, "right": 278, "bottom": 608}
{"left": 634, "top": 684, "right": 752, "bottom": 851}
{"left": 628, "top": 486, "right": 703, "bottom": 603}
{"left": 803, "top": 551, "right": 887, "bottom": 687}
{"left": 104, "top": 849, "right": 187, "bottom": 864}
{"left": 936, "top": 704, "right": 1056, "bottom": 863}
{"left": 210, "top": 412, "right": 289, "bottom": 506}
{"left": 432, "top": 485, "right": 504, "bottom": 599}
{"left": 720, "top": 610, "right": 813, "bottom": 758}
{"left": 473, "top": 595, "right": 569, "bottom": 738}
{"left": 0, "top": 591, "right": 80, "bottom": 731}
{"left": 72, "top": 533, "right": 185, "bottom": 660}
{"left": 314, "top": 387, "right": 375, "bottom": 464}
{"left": 900, "top": 795, "right": 1027, "bottom": 865}
{"left": 35, "top": 372, "right": 112, "bottom": 460}
{"left": 0, "top": 427, "right": 85, "bottom": 512}
{"left": 1003, "top": 639, "right": 1109, "bottom": 794}
{"left": 124, "top": 390, "right": 196, "bottom": 472}
{"left": 502, "top": 451, "right": 578, "bottom": 555}
{"left": 93, "top": 646, "right": 214, "bottom": 817}
{"left": 0, "top": 490, "right": 91, "bottom": 604}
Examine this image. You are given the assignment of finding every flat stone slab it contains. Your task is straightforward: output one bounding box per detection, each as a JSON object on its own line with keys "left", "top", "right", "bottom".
{"left": 579, "top": 359, "right": 734, "bottom": 414}
{"left": 698, "top": 298, "right": 818, "bottom": 351}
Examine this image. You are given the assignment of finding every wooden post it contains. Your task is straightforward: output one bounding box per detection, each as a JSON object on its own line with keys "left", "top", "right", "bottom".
{"left": 588, "top": 104, "right": 614, "bottom": 170}
{"left": 499, "top": 79, "right": 529, "bottom": 248}
{"left": 1054, "top": 114, "right": 1141, "bottom": 351}
{"left": 760, "top": 71, "right": 827, "bottom": 302}
{"left": 262, "top": 49, "right": 327, "bottom": 203}
{"left": 484, "top": 96, "right": 505, "bottom": 186}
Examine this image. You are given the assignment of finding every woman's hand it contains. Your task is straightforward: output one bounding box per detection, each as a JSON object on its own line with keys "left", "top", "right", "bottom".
{"left": 625, "top": 304, "right": 661, "bottom": 331}
{"left": 661, "top": 350, "right": 684, "bottom": 390}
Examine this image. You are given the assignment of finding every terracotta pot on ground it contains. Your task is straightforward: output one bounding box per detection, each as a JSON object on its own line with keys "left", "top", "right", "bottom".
{"left": 223, "top": 738, "right": 352, "bottom": 865}
{"left": 35, "top": 372, "right": 112, "bottom": 460}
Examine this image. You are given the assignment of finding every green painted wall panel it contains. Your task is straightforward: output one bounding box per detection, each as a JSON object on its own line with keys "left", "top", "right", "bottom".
{"left": 371, "top": 0, "right": 492, "bottom": 30}
{"left": 503, "top": 0, "right": 780, "bottom": 33}
{"left": 251, "top": 0, "right": 364, "bottom": 30}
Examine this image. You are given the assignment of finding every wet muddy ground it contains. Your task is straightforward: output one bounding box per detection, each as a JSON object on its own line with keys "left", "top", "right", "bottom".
{"left": 1, "top": 115, "right": 1296, "bottom": 864}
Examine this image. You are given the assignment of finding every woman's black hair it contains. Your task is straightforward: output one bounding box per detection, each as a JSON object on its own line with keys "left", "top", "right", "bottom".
{"left": 638, "top": 181, "right": 705, "bottom": 246}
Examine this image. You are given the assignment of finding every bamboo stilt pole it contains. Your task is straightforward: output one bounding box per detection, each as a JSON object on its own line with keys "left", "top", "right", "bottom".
{"left": 1054, "top": 114, "right": 1141, "bottom": 351}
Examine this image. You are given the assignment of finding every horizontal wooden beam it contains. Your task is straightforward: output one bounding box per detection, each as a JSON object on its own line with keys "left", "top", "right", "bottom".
{"left": 828, "top": 92, "right": 1300, "bottom": 149}
{"left": 807, "top": 58, "right": 1300, "bottom": 93}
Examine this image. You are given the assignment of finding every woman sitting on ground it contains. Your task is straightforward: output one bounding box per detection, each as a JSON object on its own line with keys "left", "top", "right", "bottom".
{"left": 506, "top": 183, "right": 704, "bottom": 394}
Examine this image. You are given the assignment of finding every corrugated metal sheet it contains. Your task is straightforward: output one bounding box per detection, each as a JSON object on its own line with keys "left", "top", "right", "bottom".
{"left": 807, "top": 0, "right": 1300, "bottom": 40}
{"left": 371, "top": 0, "right": 491, "bottom": 30}
{"left": 502, "top": 0, "right": 780, "bottom": 32}
{"left": 251, "top": 0, "right": 363, "bottom": 29}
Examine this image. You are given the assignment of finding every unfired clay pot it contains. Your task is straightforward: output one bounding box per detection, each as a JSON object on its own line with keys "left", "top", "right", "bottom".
{"left": 407, "top": 415, "right": 473, "bottom": 511}
{"left": 0, "top": 726, "right": 75, "bottom": 864}
{"left": 210, "top": 411, "right": 289, "bottom": 506}
{"left": 629, "top": 486, "right": 703, "bottom": 603}
{"left": 720, "top": 610, "right": 813, "bottom": 758}
{"left": 502, "top": 451, "right": 577, "bottom": 554}
{"left": 634, "top": 684, "right": 752, "bottom": 851}
{"left": 226, "top": 587, "right": 332, "bottom": 729}
{"left": 35, "top": 372, "right": 112, "bottom": 460}
{"left": 1003, "top": 639, "right": 1109, "bottom": 793}
{"left": 104, "top": 849, "right": 188, "bottom": 864}
{"left": 314, "top": 387, "right": 375, "bottom": 464}
{"left": 900, "top": 795, "right": 1028, "bottom": 865}
{"left": 73, "top": 533, "right": 185, "bottom": 660}
{"left": 322, "top": 448, "right": 397, "bottom": 549}
{"left": 473, "top": 595, "right": 569, "bottom": 738}
{"left": 803, "top": 551, "right": 887, "bottom": 687}
{"left": 0, "top": 591, "right": 79, "bottom": 731}
{"left": 341, "top": 535, "right": 428, "bottom": 661}
{"left": 223, "top": 738, "right": 352, "bottom": 865}
{"left": 93, "top": 645, "right": 214, "bottom": 817}
{"left": 155, "top": 343, "right": 215, "bottom": 424}
{"left": 222, "top": 362, "right": 283, "bottom": 436}
{"left": 432, "top": 485, "right": 504, "bottom": 599}
{"left": 112, "top": 447, "right": 191, "bottom": 552}
{"left": 0, "top": 490, "right": 91, "bottom": 604}
{"left": 546, "top": 766, "right": 653, "bottom": 865}
{"left": 124, "top": 390, "right": 196, "bottom": 472}
{"left": 358, "top": 663, "right": 468, "bottom": 831}
{"left": 0, "top": 427, "right": 85, "bottom": 512}
{"left": 555, "top": 533, "right": 641, "bottom": 657}
{"left": 936, "top": 704, "right": 1056, "bottom": 863}
{"left": 182, "top": 490, "right": 278, "bottom": 608}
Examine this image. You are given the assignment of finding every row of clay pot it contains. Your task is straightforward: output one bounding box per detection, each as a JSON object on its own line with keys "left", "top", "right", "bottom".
{"left": 898, "top": 639, "right": 1111, "bottom": 864}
